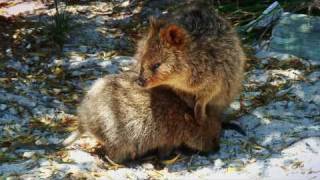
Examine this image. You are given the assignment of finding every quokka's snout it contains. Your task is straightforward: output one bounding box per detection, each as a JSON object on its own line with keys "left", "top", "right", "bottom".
{"left": 136, "top": 74, "right": 147, "bottom": 87}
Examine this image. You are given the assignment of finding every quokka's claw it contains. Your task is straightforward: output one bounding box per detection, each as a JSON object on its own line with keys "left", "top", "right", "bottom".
{"left": 161, "top": 154, "right": 181, "bottom": 165}
{"left": 105, "top": 155, "right": 125, "bottom": 169}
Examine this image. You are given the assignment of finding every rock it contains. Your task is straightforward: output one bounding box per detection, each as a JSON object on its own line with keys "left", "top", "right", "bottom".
{"left": 95, "top": 16, "right": 105, "bottom": 25}
{"left": 308, "top": 71, "right": 320, "bottom": 82}
{"left": 1, "top": 147, "right": 8, "bottom": 152}
{"left": 114, "top": 56, "right": 136, "bottom": 66}
{"left": 68, "top": 57, "right": 99, "bottom": 70}
{"left": 120, "top": 66, "right": 131, "bottom": 71}
{"left": 97, "top": 60, "right": 112, "bottom": 68}
{"left": 290, "top": 81, "right": 320, "bottom": 104}
{"left": 68, "top": 150, "right": 96, "bottom": 164}
{"left": 48, "top": 74, "right": 57, "bottom": 79}
{"left": 0, "top": 114, "right": 21, "bottom": 124}
{"left": 52, "top": 88, "right": 62, "bottom": 94}
{"left": 0, "top": 160, "right": 37, "bottom": 176}
{"left": 0, "top": 0, "right": 46, "bottom": 18}
{"left": 23, "top": 151, "right": 36, "bottom": 158}
{"left": 79, "top": 46, "right": 88, "bottom": 53}
{"left": 255, "top": 51, "right": 300, "bottom": 61}
{"left": 225, "top": 101, "right": 241, "bottom": 115}
{"left": 103, "top": 64, "right": 118, "bottom": 74}
{"left": 270, "top": 69, "right": 303, "bottom": 80}
{"left": 241, "top": 1, "right": 283, "bottom": 32}
{"left": 0, "top": 92, "right": 36, "bottom": 109}
{"left": 214, "top": 159, "right": 225, "bottom": 168}
{"left": 6, "top": 60, "right": 29, "bottom": 73}
{"left": 47, "top": 136, "right": 61, "bottom": 145}
{"left": 193, "top": 156, "right": 211, "bottom": 166}
{"left": 71, "top": 70, "right": 84, "bottom": 76}
{"left": 26, "top": 43, "right": 31, "bottom": 49}
{"left": 121, "top": 0, "right": 130, "bottom": 7}
{"left": 142, "top": 163, "right": 154, "bottom": 170}
{"left": 33, "top": 56, "right": 40, "bottom": 62}
{"left": 35, "top": 138, "right": 48, "bottom": 145}
{"left": 39, "top": 159, "right": 51, "bottom": 166}
{"left": 6, "top": 48, "right": 13, "bottom": 57}
{"left": 0, "top": 104, "right": 7, "bottom": 111}
{"left": 260, "top": 137, "right": 320, "bottom": 179}
{"left": 247, "top": 70, "right": 269, "bottom": 84}
{"left": 8, "top": 108, "right": 18, "bottom": 115}
{"left": 230, "top": 101, "right": 241, "bottom": 111}
{"left": 69, "top": 54, "right": 84, "bottom": 62}
{"left": 270, "top": 13, "right": 320, "bottom": 61}
{"left": 229, "top": 159, "right": 245, "bottom": 169}
{"left": 52, "top": 58, "right": 64, "bottom": 66}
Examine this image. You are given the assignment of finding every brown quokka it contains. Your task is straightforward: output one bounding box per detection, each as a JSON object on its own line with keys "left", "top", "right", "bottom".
{"left": 135, "top": 3, "right": 246, "bottom": 124}
{"left": 63, "top": 72, "right": 221, "bottom": 163}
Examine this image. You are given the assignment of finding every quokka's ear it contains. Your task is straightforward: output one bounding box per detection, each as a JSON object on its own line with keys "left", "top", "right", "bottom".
{"left": 160, "top": 24, "right": 188, "bottom": 48}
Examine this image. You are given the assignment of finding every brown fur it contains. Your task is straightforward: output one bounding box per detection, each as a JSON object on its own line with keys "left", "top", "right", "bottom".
{"left": 74, "top": 72, "right": 221, "bottom": 163}
{"left": 135, "top": 5, "right": 246, "bottom": 123}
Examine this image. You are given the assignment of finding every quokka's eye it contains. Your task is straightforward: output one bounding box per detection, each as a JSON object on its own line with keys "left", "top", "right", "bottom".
{"left": 151, "top": 63, "right": 161, "bottom": 72}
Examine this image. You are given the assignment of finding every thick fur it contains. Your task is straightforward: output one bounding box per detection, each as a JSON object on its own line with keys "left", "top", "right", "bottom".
{"left": 135, "top": 4, "right": 246, "bottom": 123}
{"left": 73, "top": 72, "right": 221, "bottom": 163}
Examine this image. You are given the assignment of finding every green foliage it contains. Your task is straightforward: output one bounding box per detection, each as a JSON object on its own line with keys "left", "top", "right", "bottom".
{"left": 0, "top": 151, "right": 17, "bottom": 163}
{"left": 45, "top": 0, "right": 74, "bottom": 49}
{"left": 48, "top": 12, "right": 73, "bottom": 48}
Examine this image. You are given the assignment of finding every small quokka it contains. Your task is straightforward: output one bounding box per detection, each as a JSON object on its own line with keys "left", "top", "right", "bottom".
{"left": 63, "top": 72, "right": 221, "bottom": 163}
{"left": 135, "top": 3, "right": 246, "bottom": 123}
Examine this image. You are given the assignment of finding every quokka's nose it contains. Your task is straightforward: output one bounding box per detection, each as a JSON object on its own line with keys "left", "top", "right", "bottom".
{"left": 137, "top": 76, "right": 146, "bottom": 87}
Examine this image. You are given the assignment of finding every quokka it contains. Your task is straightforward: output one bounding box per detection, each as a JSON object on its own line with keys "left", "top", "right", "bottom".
{"left": 135, "top": 3, "right": 246, "bottom": 124}
{"left": 63, "top": 72, "right": 221, "bottom": 163}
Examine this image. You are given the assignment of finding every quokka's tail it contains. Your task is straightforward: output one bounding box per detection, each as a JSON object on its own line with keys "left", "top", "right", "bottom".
{"left": 62, "top": 130, "right": 82, "bottom": 146}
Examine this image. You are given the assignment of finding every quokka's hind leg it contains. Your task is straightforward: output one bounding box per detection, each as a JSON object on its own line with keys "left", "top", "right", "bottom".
{"left": 207, "top": 104, "right": 247, "bottom": 136}
{"left": 185, "top": 116, "right": 221, "bottom": 153}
